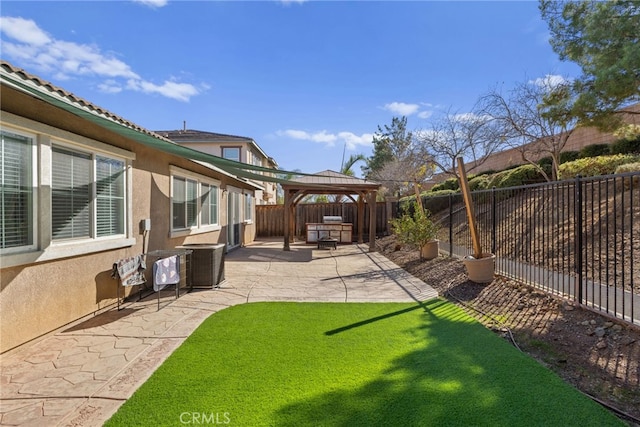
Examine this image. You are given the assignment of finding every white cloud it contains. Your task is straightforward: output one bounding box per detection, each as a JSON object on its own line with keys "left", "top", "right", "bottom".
{"left": 383, "top": 102, "right": 420, "bottom": 116}
{"left": 278, "top": 129, "right": 373, "bottom": 150}
{"left": 453, "top": 112, "right": 479, "bottom": 122}
{"left": 97, "top": 80, "right": 123, "bottom": 94}
{"left": 0, "top": 17, "right": 50, "bottom": 45}
{"left": 0, "top": 16, "right": 201, "bottom": 102}
{"left": 337, "top": 132, "right": 374, "bottom": 150}
{"left": 126, "top": 78, "right": 201, "bottom": 102}
{"left": 529, "top": 74, "right": 570, "bottom": 90}
{"left": 417, "top": 110, "right": 433, "bottom": 119}
{"left": 133, "top": 0, "right": 169, "bottom": 8}
{"left": 277, "top": 129, "right": 337, "bottom": 145}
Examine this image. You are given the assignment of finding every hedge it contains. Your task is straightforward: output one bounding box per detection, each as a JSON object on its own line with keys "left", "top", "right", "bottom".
{"left": 558, "top": 154, "right": 640, "bottom": 179}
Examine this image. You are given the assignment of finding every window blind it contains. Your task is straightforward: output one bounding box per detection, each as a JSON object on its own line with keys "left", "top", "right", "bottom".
{"left": 200, "top": 184, "right": 219, "bottom": 226}
{"left": 172, "top": 176, "right": 186, "bottom": 229}
{"left": 186, "top": 179, "right": 198, "bottom": 227}
{"left": 96, "top": 156, "right": 125, "bottom": 237}
{"left": 1, "top": 131, "right": 33, "bottom": 249}
{"left": 52, "top": 146, "right": 91, "bottom": 240}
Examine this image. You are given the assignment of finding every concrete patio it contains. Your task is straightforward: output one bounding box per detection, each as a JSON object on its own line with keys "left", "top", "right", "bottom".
{"left": 0, "top": 240, "right": 438, "bottom": 426}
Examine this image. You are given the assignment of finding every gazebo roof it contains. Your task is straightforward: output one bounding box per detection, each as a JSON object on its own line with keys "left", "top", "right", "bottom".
{"left": 283, "top": 170, "right": 379, "bottom": 194}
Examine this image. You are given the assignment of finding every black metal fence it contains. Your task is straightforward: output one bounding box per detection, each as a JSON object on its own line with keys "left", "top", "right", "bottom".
{"left": 419, "top": 171, "right": 639, "bottom": 326}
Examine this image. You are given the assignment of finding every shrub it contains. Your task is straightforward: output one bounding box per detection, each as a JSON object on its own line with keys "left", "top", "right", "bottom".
{"left": 423, "top": 190, "right": 457, "bottom": 213}
{"left": 487, "top": 164, "right": 546, "bottom": 189}
{"left": 615, "top": 162, "right": 640, "bottom": 174}
{"left": 559, "top": 154, "right": 640, "bottom": 179}
{"left": 469, "top": 174, "right": 491, "bottom": 191}
{"left": 609, "top": 137, "right": 640, "bottom": 155}
{"left": 559, "top": 151, "right": 580, "bottom": 164}
{"left": 580, "top": 144, "right": 610, "bottom": 158}
{"left": 538, "top": 156, "right": 553, "bottom": 167}
{"left": 389, "top": 202, "right": 441, "bottom": 253}
{"left": 430, "top": 177, "right": 459, "bottom": 192}
{"left": 614, "top": 162, "right": 640, "bottom": 190}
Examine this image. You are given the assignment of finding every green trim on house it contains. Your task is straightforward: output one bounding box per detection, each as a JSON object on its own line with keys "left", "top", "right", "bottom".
{"left": 1, "top": 69, "right": 326, "bottom": 186}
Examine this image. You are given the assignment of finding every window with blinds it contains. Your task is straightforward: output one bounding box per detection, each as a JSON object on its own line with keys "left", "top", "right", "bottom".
{"left": 52, "top": 147, "right": 91, "bottom": 240}
{"left": 172, "top": 176, "right": 198, "bottom": 229}
{"left": 171, "top": 172, "right": 220, "bottom": 232}
{"left": 201, "top": 183, "right": 219, "bottom": 226}
{"left": 1, "top": 131, "right": 34, "bottom": 250}
{"left": 52, "top": 146, "right": 126, "bottom": 241}
{"left": 96, "top": 156, "right": 125, "bottom": 237}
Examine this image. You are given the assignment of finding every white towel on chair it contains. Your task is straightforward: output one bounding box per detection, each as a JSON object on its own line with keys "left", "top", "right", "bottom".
{"left": 153, "top": 256, "right": 180, "bottom": 291}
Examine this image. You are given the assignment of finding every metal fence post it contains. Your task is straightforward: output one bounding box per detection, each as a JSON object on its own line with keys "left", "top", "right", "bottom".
{"left": 575, "top": 175, "right": 583, "bottom": 303}
{"left": 448, "top": 193, "right": 453, "bottom": 257}
{"left": 491, "top": 187, "right": 497, "bottom": 255}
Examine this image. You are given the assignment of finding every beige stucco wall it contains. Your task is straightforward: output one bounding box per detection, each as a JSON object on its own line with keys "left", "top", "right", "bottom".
{"left": 0, "top": 85, "right": 256, "bottom": 353}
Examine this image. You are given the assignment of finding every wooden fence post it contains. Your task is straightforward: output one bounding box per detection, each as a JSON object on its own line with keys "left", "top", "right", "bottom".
{"left": 457, "top": 157, "right": 483, "bottom": 259}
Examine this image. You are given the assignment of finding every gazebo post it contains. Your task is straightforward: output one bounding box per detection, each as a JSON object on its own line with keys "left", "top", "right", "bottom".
{"left": 357, "top": 193, "right": 365, "bottom": 244}
{"left": 368, "top": 190, "right": 377, "bottom": 252}
{"left": 283, "top": 189, "right": 291, "bottom": 251}
{"left": 289, "top": 199, "right": 296, "bottom": 243}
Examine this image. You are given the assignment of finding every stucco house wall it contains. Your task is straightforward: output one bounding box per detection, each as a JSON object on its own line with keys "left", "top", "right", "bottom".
{"left": 155, "top": 130, "right": 280, "bottom": 205}
{"left": 0, "top": 62, "right": 256, "bottom": 353}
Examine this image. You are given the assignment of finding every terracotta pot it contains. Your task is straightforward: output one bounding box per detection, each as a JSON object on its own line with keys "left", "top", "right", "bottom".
{"left": 463, "top": 253, "right": 495, "bottom": 283}
{"left": 420, "top": 240, "right": 440, "bottom": 260}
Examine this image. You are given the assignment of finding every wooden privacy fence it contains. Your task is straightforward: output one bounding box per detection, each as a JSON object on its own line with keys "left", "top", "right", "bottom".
{"left": 256, "top": 202, "right": 394, "bottom": 240}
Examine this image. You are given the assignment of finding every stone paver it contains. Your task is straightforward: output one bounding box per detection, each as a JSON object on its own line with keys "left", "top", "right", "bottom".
{"left": 0, "top": 241, "right": 437, "bottom": 426}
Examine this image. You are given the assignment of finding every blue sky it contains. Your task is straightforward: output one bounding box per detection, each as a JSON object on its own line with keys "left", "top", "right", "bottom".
{"left": 0, "top": 0, "right": 580, "bottom": 176}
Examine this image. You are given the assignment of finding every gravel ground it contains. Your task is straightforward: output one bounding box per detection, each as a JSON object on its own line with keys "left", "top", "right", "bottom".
{"left": 376, "top": 235, "right": 640, "bottom": 426}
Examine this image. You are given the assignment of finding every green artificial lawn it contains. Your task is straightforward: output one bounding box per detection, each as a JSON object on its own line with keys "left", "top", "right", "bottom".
{"left": 106, "top": 300, "right": 622, "bottom": 426}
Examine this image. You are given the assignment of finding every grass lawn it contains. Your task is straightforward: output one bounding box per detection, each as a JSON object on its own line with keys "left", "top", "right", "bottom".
{"left": 106, "top": 299, "right": 622, "bottom": 426}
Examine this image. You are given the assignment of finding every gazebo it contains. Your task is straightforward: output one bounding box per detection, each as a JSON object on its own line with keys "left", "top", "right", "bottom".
{"left": 281, "top": 170, "right": 381, "bottom": 252}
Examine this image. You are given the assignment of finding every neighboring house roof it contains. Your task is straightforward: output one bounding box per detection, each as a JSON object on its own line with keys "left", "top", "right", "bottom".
{"left": 0, "top": 60, "right": 315, "bottom": 184}
{"left": 156, "top": 129, "right": 278, "bottom": 168}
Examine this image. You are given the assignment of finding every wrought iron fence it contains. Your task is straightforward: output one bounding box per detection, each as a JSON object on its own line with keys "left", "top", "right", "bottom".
{"left": 419, "top": 171, "right": 639, "bottom": 326}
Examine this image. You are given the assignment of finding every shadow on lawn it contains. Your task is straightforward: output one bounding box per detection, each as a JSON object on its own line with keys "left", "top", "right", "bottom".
{"left": 325, "top": 303, "right": 427, "bottom": 336}
{"left": 274, "top": 299, "right": 620, "bottom": 427}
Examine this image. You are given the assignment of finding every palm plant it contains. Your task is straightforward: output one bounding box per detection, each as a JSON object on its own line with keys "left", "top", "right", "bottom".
{"left": 332, "top": 154, "right": 366, "bottom": 203}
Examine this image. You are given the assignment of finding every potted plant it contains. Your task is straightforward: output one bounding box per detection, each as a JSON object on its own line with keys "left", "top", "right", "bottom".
{"left": 389, "top": 201, "right": 441, "bottom": 260}
{"left": 457, "top": 158, "right": 495, "bottom": 283}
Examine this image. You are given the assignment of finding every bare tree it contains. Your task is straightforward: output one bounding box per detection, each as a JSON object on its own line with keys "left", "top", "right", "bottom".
{"left": 416, "top": 107, "right": 504, "bottom": 181}
{"left": 370, "top": 137, "right": 434, "bottom": 212}
{"left": 479, "top": 76, "right": 577, "bottom": 181}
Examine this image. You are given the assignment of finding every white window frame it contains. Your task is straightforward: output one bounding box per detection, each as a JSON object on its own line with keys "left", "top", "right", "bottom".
{"left": 170, "top": 165, "right": 221, "bottom": 238}
{"left": 0, "top": 128, "right": 38, "bottom": 255}
{"left": 0, "top": 114, "right": 136, "bottom": 268}
{"left": 50, "top": 141, "right": 127, "bottom": 243}
{"left": 221, "top": 146, "right": 241, "bottom": 162}
{"left": 200, "top": 182, "right": 219, "bottom": 227}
